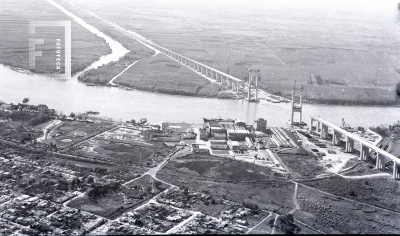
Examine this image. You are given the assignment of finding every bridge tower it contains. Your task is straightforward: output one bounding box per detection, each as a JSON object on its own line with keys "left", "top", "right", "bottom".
{"left": 246, "top": 66, "right": 260, "bottom": 102}
{"left": 290, "top": 81, "right": 303, "bottom": 125}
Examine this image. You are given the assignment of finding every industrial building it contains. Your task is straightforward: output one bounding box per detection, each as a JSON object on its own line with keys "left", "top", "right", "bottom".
{"left": 199, "top": 118, "right": 295, "bottom": 156}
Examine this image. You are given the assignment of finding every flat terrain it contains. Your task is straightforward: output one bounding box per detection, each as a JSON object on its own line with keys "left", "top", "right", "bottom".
{"left": 61, "top": 0, "right": 400, "bottom": 105}
{"left": 115, "top": 53, "right": 228, "bottom": 98}
{"left": 0, "top": 0, "right": 111, "bottom": 75}
{"left": 299, "top": 176, "right": 400, "bottom": 213}
{"left": 43, "top": 120, "right": 116, "bottom": 148}
{"left": 157, "top": 154, "right": 296, "bottom": 214}
{"left": 294, "top": 184, "right": 400, "bottom": 234}
{"left": 53, "top": 1, "right": 234, "bottom": 99}
{"left": 67, "top": 175, "right": 168, "bottom": 219}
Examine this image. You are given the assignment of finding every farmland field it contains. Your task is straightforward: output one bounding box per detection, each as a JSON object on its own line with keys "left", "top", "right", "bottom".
{"left": 55, "top": 0, "right": 400, "bottom": 105}
{"left": 0, "top": 0, "right": 111, "bottom": 75}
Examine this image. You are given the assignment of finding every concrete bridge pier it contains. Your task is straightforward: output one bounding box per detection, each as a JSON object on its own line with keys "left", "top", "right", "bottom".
{"left": 231, "top": 80, "right": 235, "bottom": 91}
{"left": 360, "top": 144, "right": 369, "bottom": 161}
{"left": 210, "top": 70, "right": 214, "bottom": 80}
{"left": 317, "top": 121, "right": 321, "bottom": 133}
{"left": 310, "top": 118, "right": 314, "bottom": 132}
{"left": 376, "top": 153, "right": 385, "bottom": 170}
{"left": 393, "top": 163, "right": 400, "bottom": 179}
{"left": 197, "top": 64, "right": 201, "bottom": 72}
{"left": 332, "top": 130, "right": 341, "bottom": 145}
{"left": 345, "top": 136, "right": 354, "bottom": 153}
{"left": 320, "top": 124, "right": 328, "bottom": 139}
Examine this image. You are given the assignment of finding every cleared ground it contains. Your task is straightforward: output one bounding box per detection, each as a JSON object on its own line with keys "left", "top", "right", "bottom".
{"left": 157, "top": 154, "right": 296, "bottom": 214}
{"left": 294, "top": 184, "right": 400, "bottom": 234}
{"left": 67, "top": 175, "right": 168, "bottom": 219}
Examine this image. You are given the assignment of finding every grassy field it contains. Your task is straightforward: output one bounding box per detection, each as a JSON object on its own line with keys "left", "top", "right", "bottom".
{"left": 75, "top": 139, "right": 155, "bottom": 166}
{"left": 114, "top": 54, "right": 226, "bottom": 97}
{"left": 43, "top": 120, "right": 115, "bottom": 148}
{"left": 0, "top": 0, "right": 111, "bottom": 76}
{"left": 299, "top": 176, "right": 400, "bottom": 213}
{"left": 294, "top": 184, "right": 400, "bottom": 234}
{"left": 277, "top": 148, "right": 326, "bottom": 179}
{"left": 51, "top": 1, "right": 234, "bottom": 99}
{"left": 157, "top": 154, "right": 296, "bottom": 213}
{"left": 67, "top": 175, "right": 167, "bottom": 219}
{"left": 61, "top": 0, "right": 400, "bottom": 105}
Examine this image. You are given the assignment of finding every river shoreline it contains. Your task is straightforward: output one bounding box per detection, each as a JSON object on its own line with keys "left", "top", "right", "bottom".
{"left": 78, "top": 77, "right": 400, "bottom": 107}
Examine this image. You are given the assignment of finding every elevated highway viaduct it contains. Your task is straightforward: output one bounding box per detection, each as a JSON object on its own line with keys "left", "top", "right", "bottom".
{"left": 109, "top": 22, "right": 243, "bottom": 92}
{"left": 310, "top": 117, "right": 400, "bottom": 180}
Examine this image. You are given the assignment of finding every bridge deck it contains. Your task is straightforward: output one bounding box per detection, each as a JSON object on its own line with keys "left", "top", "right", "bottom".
{"left": 120, "top": 29, "right": 242, "bottom": 83}
{"left": 312, "top": 117, "right": 399, "bottom": 164}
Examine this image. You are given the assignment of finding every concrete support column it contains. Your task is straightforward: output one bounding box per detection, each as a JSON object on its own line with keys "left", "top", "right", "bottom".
{"left": 376, "top": 153, "right": 385, "bottom": 170}
{"left": 319, "top": 124, "right": 324, "bottom": 138}
{"left": 360, "top": 145, "right": 369, "bottom": 161}
{"left": 345, "top": 136, "right": 354, "bottom": 153}
{"left": 394, "top": 162, "right": 400, "bottom": 180}
{"left": 236, "top": 83, "right": 239, "bottom": 93}
{"left": 332, "top": 130, "right": 340, "bottom": 146}
{"left": 320, "top": 124, "right": 328, "bottom": 139}
{"left": 324, "top": 125, "right": 329, "bottom": 139}
{"left": 310, "top": 118, "right": 314, "bottom": 132}
{"left": 210, "top": 71, "right": 214, "bottom": 79}
{"left": 317, "top": 122, "right": 321, "bottom": 133}
{"left": 231, "top": 80, "right": 235, "bottom": 91}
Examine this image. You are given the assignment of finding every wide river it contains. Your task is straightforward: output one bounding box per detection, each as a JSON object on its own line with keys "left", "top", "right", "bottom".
{"left": 0, "top": 0, "right": 399, "bottom": 128}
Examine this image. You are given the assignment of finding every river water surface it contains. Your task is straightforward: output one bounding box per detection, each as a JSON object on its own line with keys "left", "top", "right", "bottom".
{"left": 0, "top": 0, "right": 399, "bottom": 128}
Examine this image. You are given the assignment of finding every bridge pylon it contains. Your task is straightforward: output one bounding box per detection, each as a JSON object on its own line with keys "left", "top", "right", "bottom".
{"left": 290, "top": 81, "right": 304, "bottom": 126}
{"left": 246, "top": 66, "right": 260, "bottom": 102}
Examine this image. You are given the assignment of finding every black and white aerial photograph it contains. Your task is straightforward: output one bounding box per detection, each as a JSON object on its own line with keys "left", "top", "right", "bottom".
{"left": 1, "top": 0, "right": 400, "bottom": 234}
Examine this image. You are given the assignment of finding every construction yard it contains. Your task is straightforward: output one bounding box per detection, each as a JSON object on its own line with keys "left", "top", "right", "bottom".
{"left": 42, "top": 120, "right": 116, "bottom": 149}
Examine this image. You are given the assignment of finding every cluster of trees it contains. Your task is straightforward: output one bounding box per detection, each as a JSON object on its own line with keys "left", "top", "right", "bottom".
{"left": 86, "top": 180, "right": 121, "bottom": 201}
{"left": 268, "top": 214, "right": 301, "bottom": 234}
{"left": 28, "top": 114, "right": 50, "bottom": 126}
